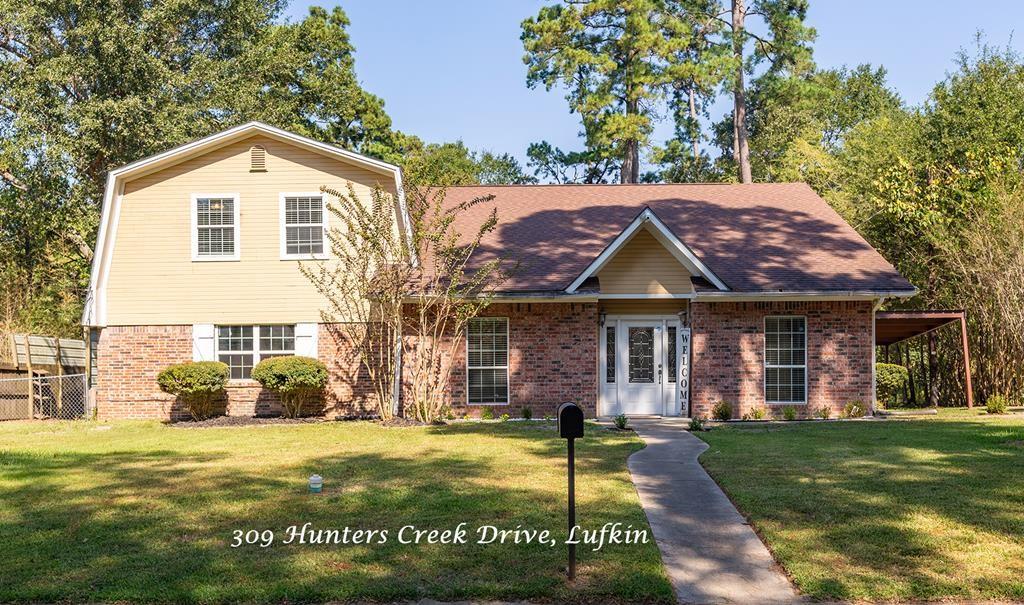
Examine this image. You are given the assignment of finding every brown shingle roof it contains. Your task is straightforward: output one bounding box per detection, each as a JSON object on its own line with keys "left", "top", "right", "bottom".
{"left": 440, "top": 182, "right": 914, "bottom": 294}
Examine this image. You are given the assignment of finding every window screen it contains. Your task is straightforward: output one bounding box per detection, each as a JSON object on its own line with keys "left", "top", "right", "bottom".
{"left": 765, "top": 316, "right": 807, "bottom": 403}
{"left": 283, "top": 195, "right": 324, "bottom": 256}
{"left": 467, "top": 318, "right": 508, "bottom": 404}
{"left": 196, "top": 197, "right": 236, "bottom": 256}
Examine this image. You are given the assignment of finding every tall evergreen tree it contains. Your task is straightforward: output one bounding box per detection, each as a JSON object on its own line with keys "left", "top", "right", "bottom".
{"left": 522, "top": 0, "right": 685, "bottom": 183}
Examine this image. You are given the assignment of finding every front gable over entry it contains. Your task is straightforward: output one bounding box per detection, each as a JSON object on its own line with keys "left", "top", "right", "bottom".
{"left": 567, "top": 208, "right": 728, "bottom": 296}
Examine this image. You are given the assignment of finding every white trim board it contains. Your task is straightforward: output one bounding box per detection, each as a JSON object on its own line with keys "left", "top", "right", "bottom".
{"left": 565, "top": 208, "right": 728, "bottom": 294}
{"left": 82, "top": 121, "right": 413, "bottom": 326}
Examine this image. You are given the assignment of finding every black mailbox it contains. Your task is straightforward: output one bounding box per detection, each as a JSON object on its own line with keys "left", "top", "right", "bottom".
{"left": 557, "top": 402, "right": 585, "bottom": 439}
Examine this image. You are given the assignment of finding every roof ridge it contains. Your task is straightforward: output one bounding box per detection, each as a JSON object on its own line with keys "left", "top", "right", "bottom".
{"left": 443, "top": 182, "right": 806, "bottom": 188}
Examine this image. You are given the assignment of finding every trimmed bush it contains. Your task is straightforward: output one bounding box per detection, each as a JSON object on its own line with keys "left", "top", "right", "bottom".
{"left": 521, "top": 407, "right": 533, "bottom": 420}
{"left": 782, "top": 405, "right": 798, "bottom": 421}
{"left": 613, "top": 413, "right": 629, "bottom": 430}
{"left": 876, "top": 363, "right": 909, "bottom": 407}
{"left": 156, "top": 361, "right": 229, "bottom": 421}
{"left": 711, "top": 401, "right": 733, "bottom": 421}
{"left": 843, "top": 401, "right": 866, "bottom": 419}
{"left": 986, "top": 394, "right": 1010, "bottom": 415}
{"left": 251, "top": 356, "right": 328, "bottom": 418}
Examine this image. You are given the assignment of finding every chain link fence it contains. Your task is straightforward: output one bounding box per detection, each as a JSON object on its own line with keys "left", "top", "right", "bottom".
{"left": 0, "top": 374, "right": 89, "bottom": 420}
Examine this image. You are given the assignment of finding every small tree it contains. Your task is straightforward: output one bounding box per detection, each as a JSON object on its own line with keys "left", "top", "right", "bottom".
{"left": 251, "top": 356, "right": 328, "bottom": 418}
{"left": 304, "top": 182, "right": 507, "bottom": 423}
{"left": 156, "top": 361, "right": 229, "bottom": 421}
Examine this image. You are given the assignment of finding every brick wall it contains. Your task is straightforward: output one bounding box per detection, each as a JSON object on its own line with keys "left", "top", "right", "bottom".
{"left": 95, "top": 324, "right": 369, "bottom": 420}
{"left": 690, "top": 300, "right": 874, "bottom": 419}
{"left": 94, "top": 325, "right": 194, "bottom": 420}
{"left": 402, "top": 302, "right": 600, "bottom": 418}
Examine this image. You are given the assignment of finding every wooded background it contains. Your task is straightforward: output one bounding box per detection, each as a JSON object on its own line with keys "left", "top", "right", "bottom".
{"left": 2, "top": 0, "right": 1021, "bottom": 405}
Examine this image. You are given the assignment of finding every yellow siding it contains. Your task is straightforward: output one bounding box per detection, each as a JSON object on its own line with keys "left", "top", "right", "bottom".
{"left": 600, "top": 300, "right": 689, "bottom": 315}
{"left": 105, "top": 134, "right": 398, "bottom": 325}
{"left": 596, "top": 227, "right": 694, "bottom": 295}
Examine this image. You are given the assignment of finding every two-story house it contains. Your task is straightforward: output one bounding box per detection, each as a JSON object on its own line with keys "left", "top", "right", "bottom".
{"left": 83, "top": 122, "right": 916, "bottom": 420}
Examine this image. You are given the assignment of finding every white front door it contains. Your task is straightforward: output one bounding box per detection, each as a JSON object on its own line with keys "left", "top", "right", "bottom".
{"left": 619, "top": 321, "right": 663, "bottom": 415}
{"left": 601, "top": 317, "right": 689, "bottom": 416}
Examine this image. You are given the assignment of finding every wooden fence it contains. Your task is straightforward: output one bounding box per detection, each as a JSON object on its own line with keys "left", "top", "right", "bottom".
{"left": 0, "top": 333, "right": 87, "bottom": 376}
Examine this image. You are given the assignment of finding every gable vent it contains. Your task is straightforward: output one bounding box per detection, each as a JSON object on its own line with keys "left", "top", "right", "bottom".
{"left": 249, "top": 145, "right": 267, "bottom": 172}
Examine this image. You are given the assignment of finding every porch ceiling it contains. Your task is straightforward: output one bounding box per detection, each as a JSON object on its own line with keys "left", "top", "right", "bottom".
{"left": 875, "top": 310, "right": 964, "bottom": 346}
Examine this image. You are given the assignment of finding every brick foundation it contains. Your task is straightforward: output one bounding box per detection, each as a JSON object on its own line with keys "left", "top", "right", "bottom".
{"left": 690, "top": 300, "right": 874, "bottom": 419}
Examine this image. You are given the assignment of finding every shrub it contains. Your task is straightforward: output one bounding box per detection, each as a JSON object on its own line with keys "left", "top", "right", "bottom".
{"left": 250, "top": 356, "right": 328, "bottom": 418}
{"left": 521, "top": 407, "right": 533, "bottom": 420}
{"left": 499, "top": 413, "right": 510, "bottom": 422}
{"left": 711, "top": 401, "right": 733, "bottom": 421}
{"left": 815, "top": 405, "right": 832, "bottom": 420}
{"left": 875, "top": 363, "right": 909, "bottom": 407}
{"left": 688, "top": 416, "right": 706, "bottom": 431}
{"left": 613, "top": 413, "right": 629, "bottom": 430}
{"left": 782, "top": 405, "right": 798, "bottom": 421}
{"left": 748, "top": 407, "right": 766, "bottom": 420}
{"left": 986, "top": 394, "right": 1010, "bottom": 415}
{"left": 156, "top": 361, "right": 229, "bottom": 421}
{"left": 843, "top": 401, "right": 866, "bottom": 419}
{"left": 480, "top": 407, "right": 494, "bottom": 420}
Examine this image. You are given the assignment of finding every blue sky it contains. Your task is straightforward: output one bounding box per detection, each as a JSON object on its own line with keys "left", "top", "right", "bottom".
{"left": 285, "top": 1, "right": 1020, "bottom": 165}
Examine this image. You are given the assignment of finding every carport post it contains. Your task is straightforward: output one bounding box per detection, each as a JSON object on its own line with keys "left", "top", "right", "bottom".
{"left": 960, "top": 314, "right": 973, "bottom": 409}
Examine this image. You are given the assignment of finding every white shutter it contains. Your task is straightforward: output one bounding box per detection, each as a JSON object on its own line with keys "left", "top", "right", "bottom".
{"left": 295, "top": 323, "right": 318, "bottom": 358}
{"left": 192, "top": 324, "right": 215, "bottom": 361}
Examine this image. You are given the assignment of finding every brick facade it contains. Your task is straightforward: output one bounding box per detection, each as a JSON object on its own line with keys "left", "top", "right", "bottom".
{"left": 401, "top": 302, "right": 600, "bottom": 418}
{"left": 94, "top": 324, "right": 371, "bottom": 421}
{"left": 93, "top": 300, "right": 871, "bottom": 421}
{"left": 689, "top": 300, "right": 874, "bottom": 419}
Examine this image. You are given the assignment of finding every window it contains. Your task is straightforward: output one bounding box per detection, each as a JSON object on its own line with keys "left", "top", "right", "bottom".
{"left": 765, "top": 316, "right": 807, "bottom": 404}
{"left": 605, "top": 326, "right": 615, "bottom": 383}
{"left": 217, "top": 325, "right": 295, "bottom": 380}
{"left": 628, "top": 327, "right": 655, "bottom": 383}
{"left": 193, "top": 194, "right": 239, "bottom": 260}
{"left": 281, "top": 194, "right": 325, "bottom": 257}
{"left": 467, "top": 318, "right": 508, "bottom": 404}
{"left": 667, "top": 326, "right": 677, "bottom": 383}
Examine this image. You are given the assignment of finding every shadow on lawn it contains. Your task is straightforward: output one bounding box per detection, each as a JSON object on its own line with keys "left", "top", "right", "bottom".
{"left": 0, "top": 423, "right": 668, "bottom": 604}
{"left": 699, "top": 418, "right": 1024, "bottom": 600}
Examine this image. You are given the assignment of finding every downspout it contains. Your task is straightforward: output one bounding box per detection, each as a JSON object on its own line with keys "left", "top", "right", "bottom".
{"left": 871, "top": 297, "right": 885, "bottom": 413}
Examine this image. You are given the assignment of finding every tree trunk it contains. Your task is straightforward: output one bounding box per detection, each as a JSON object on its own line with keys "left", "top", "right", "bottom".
{"left": 731, "top": 0, "right": 752, "bottom": 184}
{"left": 688, "top": 87, "right": 700, "bottom": 159}
{"left": 621, "top": 137, "right": 639, "bottom": 184}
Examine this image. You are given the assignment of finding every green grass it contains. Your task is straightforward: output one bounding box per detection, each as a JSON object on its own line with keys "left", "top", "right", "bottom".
{"left": 697, "top": 410, "right": 1024, "bottom": 601}
{"left": 0, "top": 420, "right": 671, "bottom": 603}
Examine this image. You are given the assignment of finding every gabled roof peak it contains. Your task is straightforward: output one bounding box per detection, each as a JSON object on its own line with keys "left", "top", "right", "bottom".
{"left": 566, "top": 207, "right": 729, "bottom": 293}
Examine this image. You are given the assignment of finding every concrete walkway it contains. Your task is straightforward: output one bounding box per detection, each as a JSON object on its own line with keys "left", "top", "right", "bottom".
{"left": 628, "top": 418, "right": 800, "bottom": 605}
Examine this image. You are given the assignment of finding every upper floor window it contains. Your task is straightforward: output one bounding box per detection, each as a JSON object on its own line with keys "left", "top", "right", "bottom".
{"left": 280, "top": 193, "right": 326, "bottom": 259}
{"left": 192, "top": 194, "right": 240, "bottom": 261}
{"left": 765, "top": 316, "right": 807, "bottom": 404}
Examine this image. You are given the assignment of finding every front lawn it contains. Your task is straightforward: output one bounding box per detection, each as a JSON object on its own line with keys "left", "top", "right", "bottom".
{"left": 697, "top": 410, "right": 1024, "bottom": 601}
{"left": 0, "top": 420, "right": 671, "bottom": 603}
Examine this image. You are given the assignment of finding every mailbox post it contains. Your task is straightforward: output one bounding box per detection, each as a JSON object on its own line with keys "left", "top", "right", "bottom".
{"left": 557, "top": 401, "right": 584, "bottom": 581}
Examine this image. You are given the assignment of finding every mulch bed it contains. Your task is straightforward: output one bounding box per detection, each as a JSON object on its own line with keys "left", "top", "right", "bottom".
{"left": 168, "top": 416, "right": 327, "bottom": 428}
